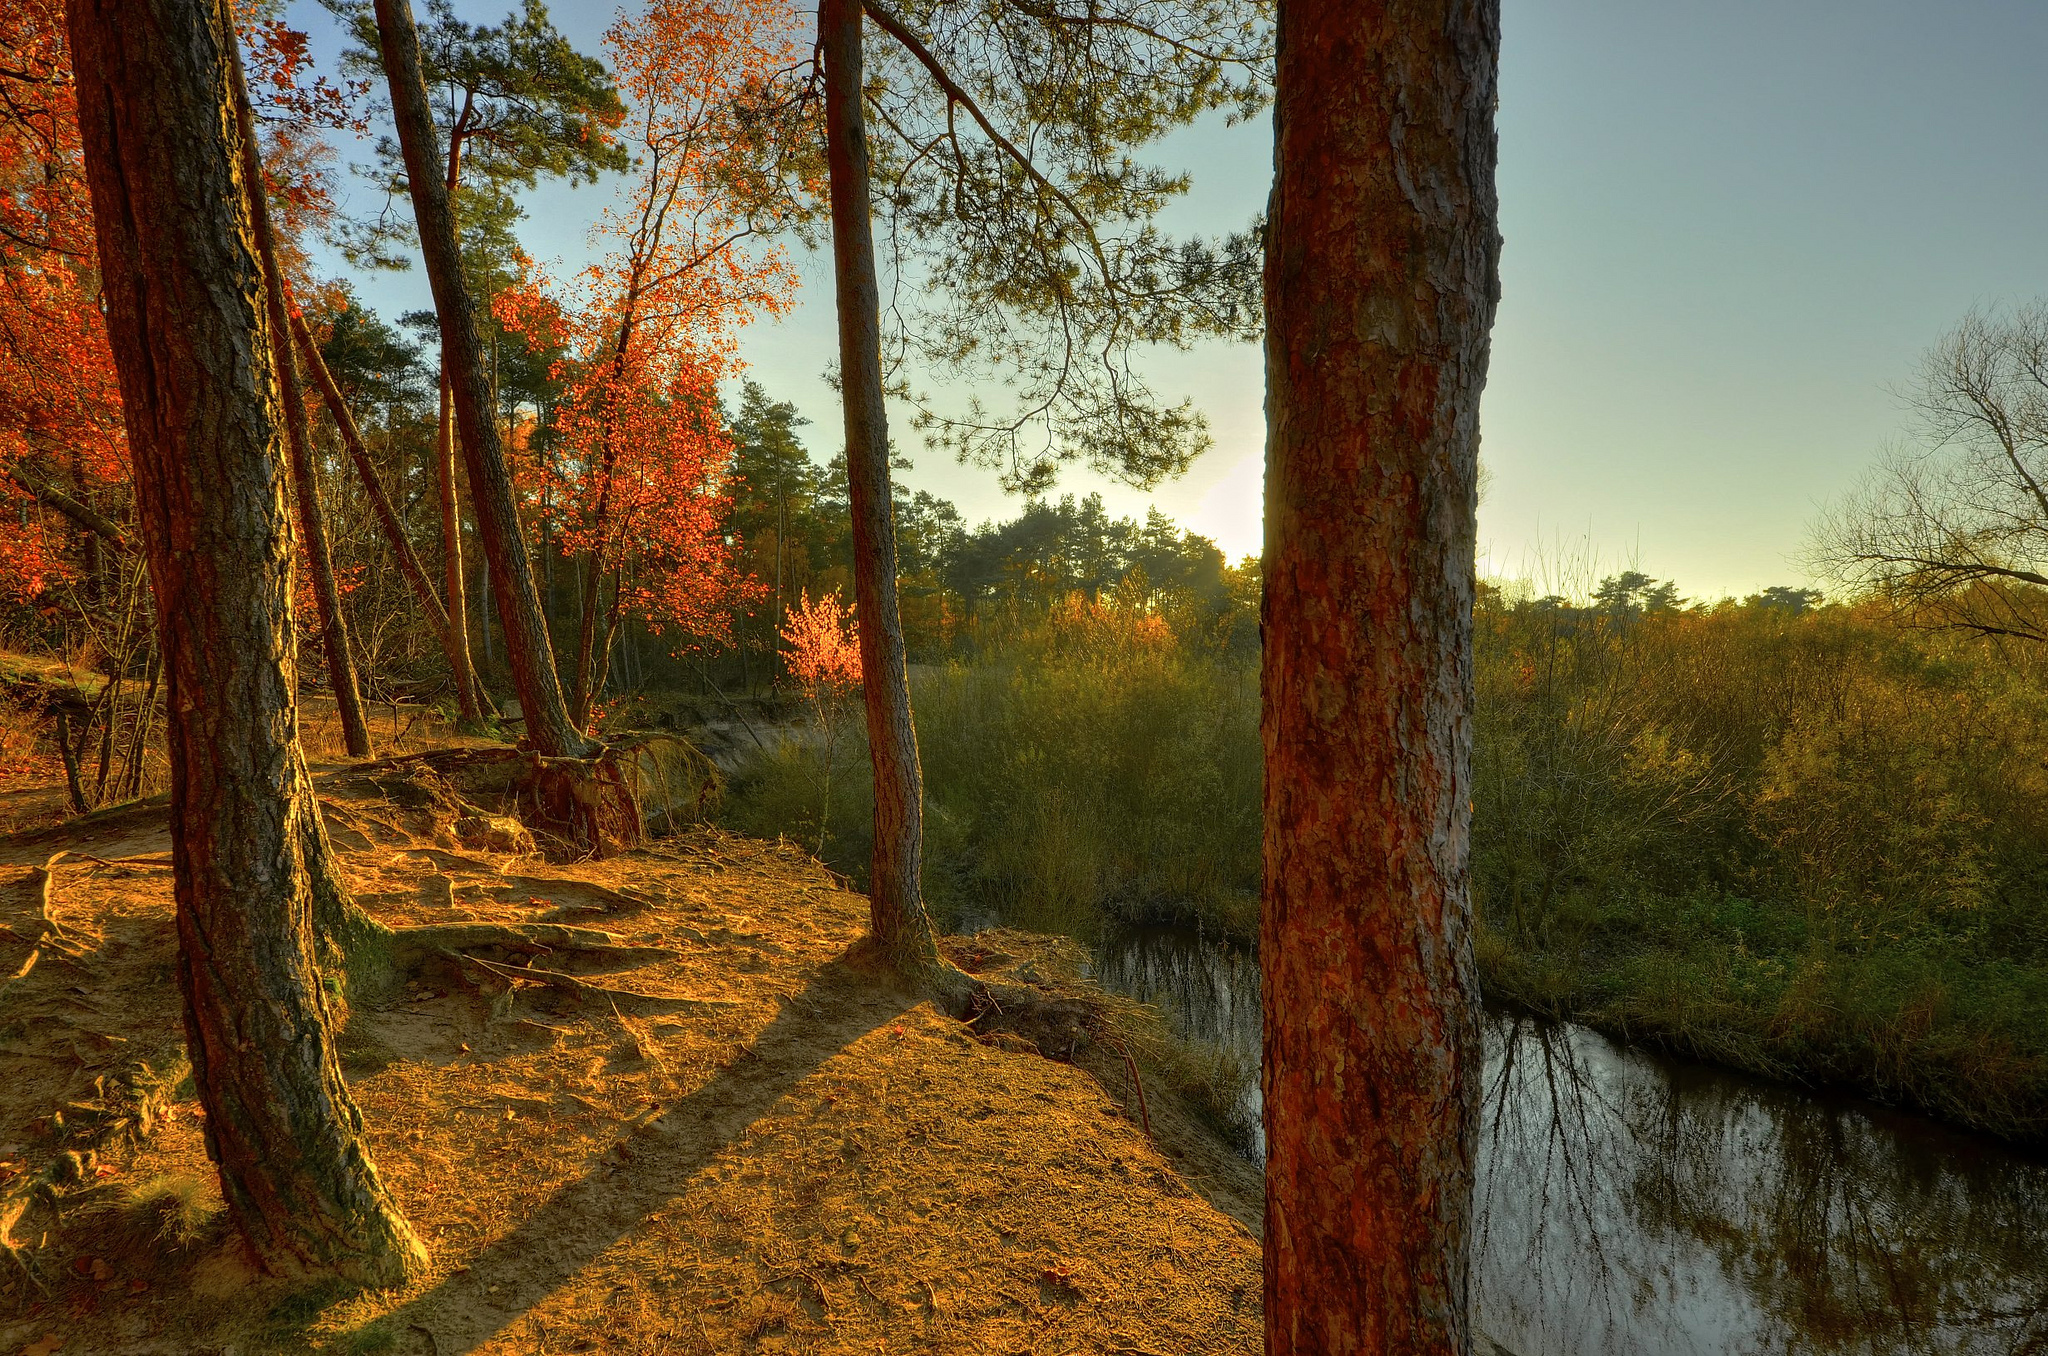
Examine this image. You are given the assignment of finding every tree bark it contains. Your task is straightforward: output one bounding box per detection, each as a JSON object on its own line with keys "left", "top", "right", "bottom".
{"left": 228, "top": 53, "right": 372, "bottom": 759}
{"left": 1260, "top": 1, "right": 1501, "bottom": 1352}
{"left": 67, "top": 0, "right": 425, "bottom": 1286}
{"left": 435, "top": 366, "right": 484, "bottom": 725}
{"left": 371, "top": 0, "right": 589, "bottom": 757}
{"left": 820, "top": 0, "right": 942, "bottom": 973}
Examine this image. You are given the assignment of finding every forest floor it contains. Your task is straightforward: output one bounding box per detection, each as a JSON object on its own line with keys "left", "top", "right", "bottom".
{"left": 0, "top": 748, "right": 1270, "bottom": 1356}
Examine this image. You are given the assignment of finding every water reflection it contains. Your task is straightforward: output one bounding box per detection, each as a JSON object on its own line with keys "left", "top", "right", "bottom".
{"left": 1085, "top": 924, "right": 2048, "bottom": 1356}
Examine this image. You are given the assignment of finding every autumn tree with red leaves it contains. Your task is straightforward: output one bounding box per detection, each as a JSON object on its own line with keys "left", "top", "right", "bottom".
{"left": 0, "top": 0, "right": 124, "bottom": 596}
{"left": 494, "top": 0, "right": 804, "bottom": 728}
{"left": 0, "top": 3, "right": 377, "bottom": 801}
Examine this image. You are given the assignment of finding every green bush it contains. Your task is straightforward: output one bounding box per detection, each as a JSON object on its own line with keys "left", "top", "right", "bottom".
{"left": 724, "top": 591, "right": 1259, "bottom": 939}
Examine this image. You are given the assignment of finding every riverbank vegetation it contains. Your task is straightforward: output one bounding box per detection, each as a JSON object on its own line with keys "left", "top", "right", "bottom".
{"left": 726, "top": 555, "right": 2048, "bottom": 1141}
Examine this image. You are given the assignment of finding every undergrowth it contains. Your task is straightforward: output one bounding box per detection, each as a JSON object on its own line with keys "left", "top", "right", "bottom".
{"left": 725, "top": 586, "right": 2048, "bottom": 1142}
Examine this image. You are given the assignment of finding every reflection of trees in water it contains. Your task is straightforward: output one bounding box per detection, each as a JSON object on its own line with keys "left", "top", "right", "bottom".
{"left": 1476, "top": 1020, "right": 1661, "bottom": 1355}
{"left": 1478, "top": 1019, "right": 2048, "bottom": 1356}
{"left": 1093, "top": 928, "right": 1264, "bottom": 1154}
{"left": 1096, "top": 927, "right": 2048, "bottom": 1356}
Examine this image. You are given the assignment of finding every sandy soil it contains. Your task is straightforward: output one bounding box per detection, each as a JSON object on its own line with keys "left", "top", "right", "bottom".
{"left": 0, "top": 758, "right": 1264, "bottom": 1355}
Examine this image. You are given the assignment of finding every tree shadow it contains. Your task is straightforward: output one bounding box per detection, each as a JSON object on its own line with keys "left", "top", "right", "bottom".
{"left": 342, "top": 949, "right": 912, "bottom": 1354}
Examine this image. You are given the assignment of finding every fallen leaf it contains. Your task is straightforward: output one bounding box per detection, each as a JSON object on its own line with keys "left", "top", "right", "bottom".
{"left": 21, "top": 1334, "right": 62, "bottom": 1356}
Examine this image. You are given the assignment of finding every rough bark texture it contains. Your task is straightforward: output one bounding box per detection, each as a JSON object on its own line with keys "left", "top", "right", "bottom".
{"left": 821, "top": 0, "right": 943, "bottom": 974}
{"left": 371, "top": 0, "right": 587, "bottom": 757}
{"left": 1260, "top": 0, "right": 1501, "bottom": 1352}
{"left": 67, "top": 0, "right": 426, "bottom": 1286}
{"left": 229, "top": 51, "right": 372, "bottom": 759}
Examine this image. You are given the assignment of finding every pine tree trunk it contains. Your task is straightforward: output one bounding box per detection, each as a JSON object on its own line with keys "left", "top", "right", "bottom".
{"left": 68, "top": 0, "right": 425, "bottom": 1286}
{"left": 820, "top": 0, "right": 942, "bottom": 973}
{"left": 372, "top": 0, "right": 589, "bottom": 758}
{"left": 1260, "top": 1, "right": 1501, "bottom": 1351}
{"left": 229, "top": 59, "right": 372, "bottom": 759}
{"left": 435, "top": 367, "right": 483, "bottom": 725}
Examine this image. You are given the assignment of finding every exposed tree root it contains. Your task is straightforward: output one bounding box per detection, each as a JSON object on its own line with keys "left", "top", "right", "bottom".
{"left": 0, "top": 1058, "right": 187, "bottom": 1284}
{"left": 385, "top": 922, "right": 675, "bottom": 973}
{"left": 446, "top": 951, "right": 726, "bottom": 1016}
{"left": 493, "top": 876, "right": 658, "bottom": 919}
{"left": 0, "top": 855, "right": 106, "bottom": 1005}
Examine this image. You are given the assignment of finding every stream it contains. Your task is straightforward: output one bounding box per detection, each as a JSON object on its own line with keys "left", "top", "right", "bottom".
{"left": 1078, "top": 923, "right": 2048, "bottom": 1356}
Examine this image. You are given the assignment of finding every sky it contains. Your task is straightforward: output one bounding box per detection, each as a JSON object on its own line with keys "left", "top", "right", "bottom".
{"left": 298, "top": 0, "right": 2048, "bottom": 600}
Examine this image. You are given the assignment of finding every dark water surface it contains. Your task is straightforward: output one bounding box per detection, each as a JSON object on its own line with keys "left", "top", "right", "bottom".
{"left": 1084, "top": 924, "right": 2048, "bottom": 1356}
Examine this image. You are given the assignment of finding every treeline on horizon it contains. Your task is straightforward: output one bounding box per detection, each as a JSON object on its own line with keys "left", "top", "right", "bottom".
{"left": 5, "top": 275, "right": 1827, "bottom": 709}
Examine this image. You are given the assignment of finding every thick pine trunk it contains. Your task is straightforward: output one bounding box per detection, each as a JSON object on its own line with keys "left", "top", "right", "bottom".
{"left": 229, "top": 56, "right": 372, "bottom": 759}
{"left": 68, "top": 0, "right": 425, "bottom": 1286}
{"left": 435, "top": 367, "right": 484, "bottom": 725}
{"left": 820, "top": 0, "right": 942, "bottom": 973}
{"left": 371, "top": 0, "right": 589, "bottom": 758}
{"left": 1260, "top": 1, "right": 1501, "bottom": 1351}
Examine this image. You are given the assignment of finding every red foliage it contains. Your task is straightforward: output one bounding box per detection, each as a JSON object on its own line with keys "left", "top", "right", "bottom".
{"left": 0, "top": 3, "right": 353, "bottom": 603}
{"left": 493, "top": 0, "right": 804, "bottom": 651}
{"left": 0, "top": 0, "right": 119, "bottom": 598}
{"left": 780, "top": 590, "right": 861, "bottom": 697}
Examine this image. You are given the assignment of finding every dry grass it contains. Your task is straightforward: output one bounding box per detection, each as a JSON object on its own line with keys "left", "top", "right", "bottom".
{"left": 0, "top": 759, "right": 1262, "bottom": 1355}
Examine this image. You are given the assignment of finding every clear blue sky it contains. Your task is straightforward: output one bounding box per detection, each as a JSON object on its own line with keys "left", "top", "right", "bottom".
{"left": 300, "top": 0, "right": 2048, "bottom": 599}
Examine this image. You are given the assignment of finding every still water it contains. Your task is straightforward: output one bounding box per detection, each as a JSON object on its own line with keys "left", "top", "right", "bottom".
{"left": 1086, "top": 925, "right": 2048, "bottom": 1356}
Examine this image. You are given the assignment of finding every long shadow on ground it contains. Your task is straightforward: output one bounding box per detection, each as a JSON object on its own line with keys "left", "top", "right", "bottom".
{"left": 343, "top": 950, "right": 912, "bottom": 1354}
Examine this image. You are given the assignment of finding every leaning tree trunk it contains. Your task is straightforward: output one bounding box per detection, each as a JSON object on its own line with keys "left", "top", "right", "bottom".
{"left": 371, "top": 0, "right": 589, "bottom": 759}
{"left": 1260, "top": 0, "right": 1501, "bottom": 1352}
{"left": 820, "top": 0, "right": 943, "bottom": 974}
{"left": 229, "top": 54, "right": 372, "bottom": 759}
{"left": 68, "top": 0, "right": 425, "bottom": 1286}
{"left": 290, "top": 310, "right": 465, "bottom": 671}
{"left": 434, "top": 367, "right": 485, "bottom": 726}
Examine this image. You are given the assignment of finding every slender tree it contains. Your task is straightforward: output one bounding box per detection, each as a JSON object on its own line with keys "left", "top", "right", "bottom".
{"left": 371, "top": 0, "right": 591, "bottom": 757}
{"left": 1260, "top": 0, "right": 1500, "bottom": 1351}
{"left": 67, "top": 0, "right": 425, "bottom": 1284}
{"left": 291, "top": 306, "right": 462, "bottom": 666}
{"left": 811, "top": 0, "right": 1267, "bottom": 976}
{"left": 819, "top": 0, "right": 941, "bottom": 971}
